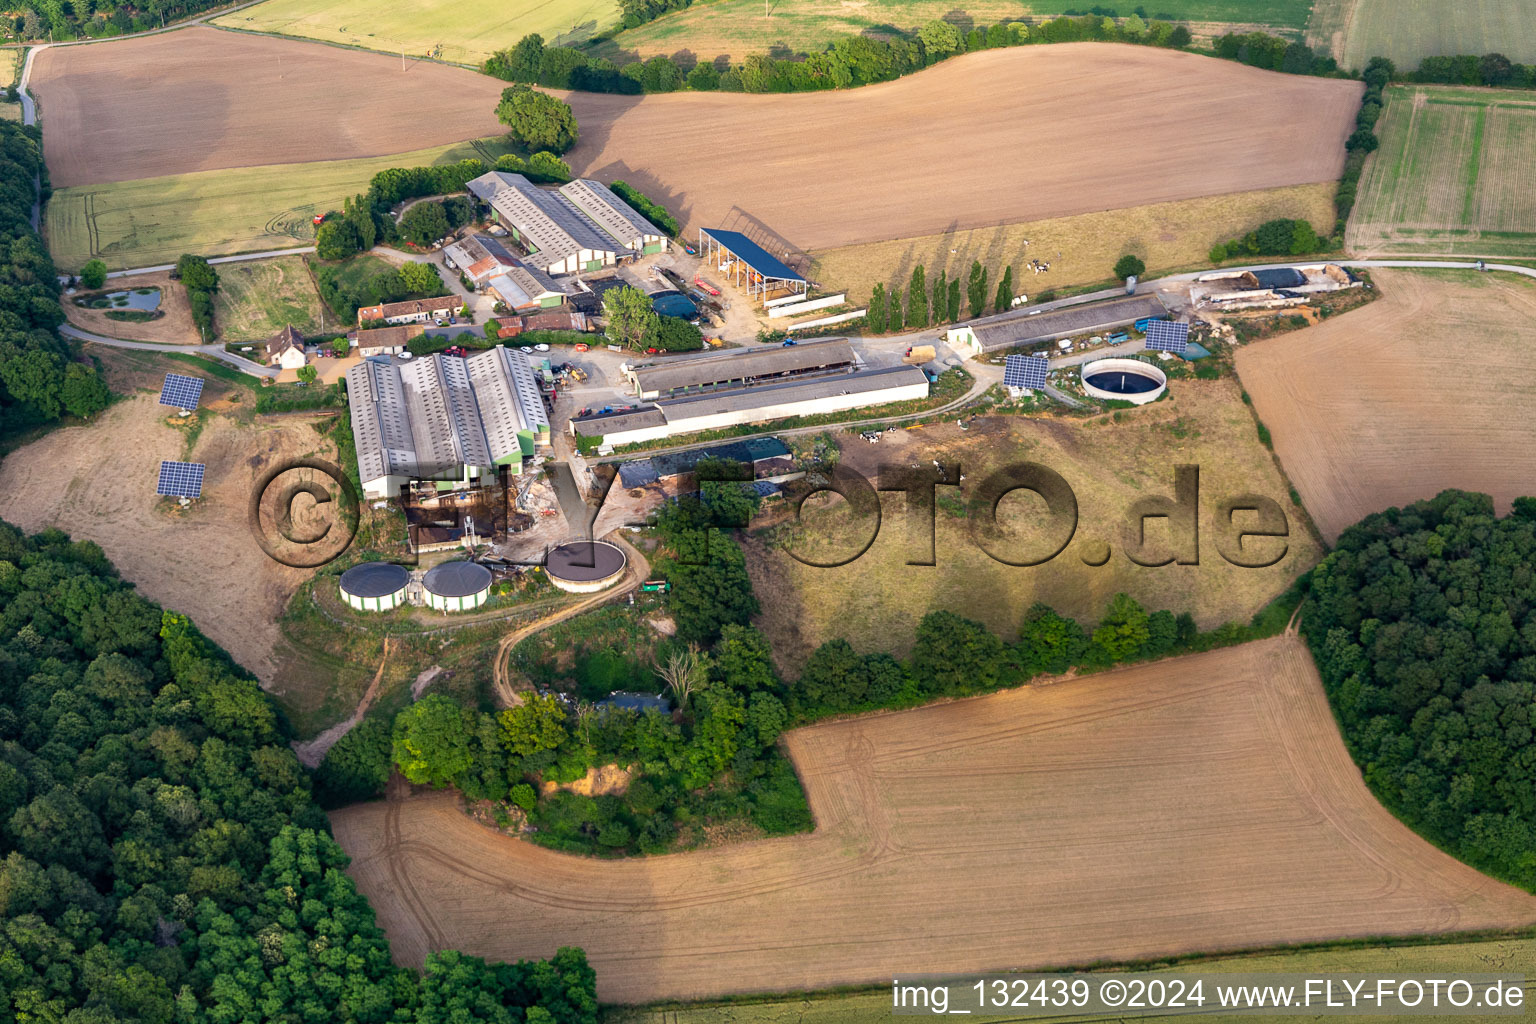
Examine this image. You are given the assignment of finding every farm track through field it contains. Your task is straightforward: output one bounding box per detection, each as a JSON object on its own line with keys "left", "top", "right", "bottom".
{"left": 331, "top": 635, "right": 1536, "bottom": 1004}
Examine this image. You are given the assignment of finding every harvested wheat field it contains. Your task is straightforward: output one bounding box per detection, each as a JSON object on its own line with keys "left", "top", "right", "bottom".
{"left": 36, "top": 37, "right": 1358, "bottom": 254}
{"left": 0, "top": 384, "right": 327, "bottom": 685}
{"left": 749, "top": 379, "right": 1320, "bottom": 673}
{"left": 331, "top": 635, "right": 1536, "bottom": 1004}
{"left": 1234, "top": 268, "right": 1536, "bottom": 543}
{"left": 30, "top": 27, "right": 505, "bottom": 187}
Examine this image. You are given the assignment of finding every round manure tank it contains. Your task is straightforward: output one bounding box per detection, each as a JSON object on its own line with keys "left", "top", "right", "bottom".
{"left": 1080, "top": 357, "right": 1167, "bottom": 406}
{"left": 422, "top": 560, "right": 493, "bottom": 612}
{"left": 545, "top": 540, "right": 627, "bottom": 593}
{"left": 338, "top": 561, "right": 410, "bottom": 612}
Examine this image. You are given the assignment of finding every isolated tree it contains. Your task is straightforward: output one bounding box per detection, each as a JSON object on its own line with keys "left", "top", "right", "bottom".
{"left": 946, "top": 277, "right": 961, "bottom": 322}
{"left": 1113, "top": 254, "right": 1145, "bottom": 281}
{"left": 906, "top": 265, "right": 928, "bottom": 328}
{"left": 887, "top": 284, "right": 903, "bottom": 331}
{"left": 495, "top": 85, "right": 579, "bottom": 153}
{"left": 656, "top": 644, "right": 706, "bottom": 713}
{"left": 399, "top": 260, "right": 440, "bottom": 293}
{"left": 296, "top": 364, "right": 318, "bottom": 385}
{"left": 993, "top": 265, "right": 1014, "bottom": 313}
{"left": 525, "top": 150, "right": 572, "bottom": 182}
{"left": 79, "top": 258, "right": 107, "bottom": 290}
{"left": 866, "top": 282, "right": 887, "bottom": 333}
{"left": 175, "top": 253, "right": 218, "bottom": 293}
{"left": 603, "top": 284, "right": 659, "bottom": 350}
{"left": 400, "top": 201, "right": 450, "bottom": 246}
{"left": 967, "top": 260, "right": 988, "bottom": 317}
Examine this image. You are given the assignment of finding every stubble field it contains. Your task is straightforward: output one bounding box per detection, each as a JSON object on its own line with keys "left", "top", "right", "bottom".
{"left": 747, "top": 379, "right": 1319, "bottom": 673}
{"left": 1234, "top": 268, "right": 1536, "bottom": 543}
{"left": 1322, "top": 0, "right": 1536, "bottom": 71}
{"left": 810, "top": 182, "right": 1338, "bottom": 305}
{"left": 1348, "top": 85, "right": 1536, "bottom": 256}
{"left": 35, "top": 37, "right": 1358, "bottom": 256}
{"left": 214, "top": 0, "right": 619, "bottom": 66}
{"left": 331, "top": 636, "right": 1536, "bottom": 1005}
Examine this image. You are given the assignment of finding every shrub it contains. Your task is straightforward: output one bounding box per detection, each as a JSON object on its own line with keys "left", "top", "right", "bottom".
{"left": 80, "top": 258, "right": 107, "bottom": 289}
{"left": 1113, "top": 253, "right": 1145, "bottom": 280}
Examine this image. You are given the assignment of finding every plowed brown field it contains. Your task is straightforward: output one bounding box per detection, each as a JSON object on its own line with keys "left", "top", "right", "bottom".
{"left": 1234, "top": 268, "right": 1536, "bottom": 543}
{"left": 330, "top": 636, "right": 1536, "bottom": 1005}
{"left": 34, "top": 37, "right": 1359, "bottom": 253}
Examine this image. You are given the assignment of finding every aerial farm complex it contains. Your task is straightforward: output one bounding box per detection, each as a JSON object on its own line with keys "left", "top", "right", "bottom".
{"left": 2, "top": 1, "right": 1536, "bottom": 1021}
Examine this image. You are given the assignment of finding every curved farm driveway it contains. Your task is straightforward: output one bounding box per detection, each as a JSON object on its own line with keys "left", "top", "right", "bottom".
{"left": 331, "top": 636, "right": 1536, "bottom": 1004}
{"left": 33, "top": 38, "right": 1358, "bottom": 251}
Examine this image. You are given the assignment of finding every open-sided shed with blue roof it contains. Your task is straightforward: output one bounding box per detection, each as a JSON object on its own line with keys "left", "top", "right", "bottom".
{"left": 699, "top": 228, "right": 809, "bottom": 303}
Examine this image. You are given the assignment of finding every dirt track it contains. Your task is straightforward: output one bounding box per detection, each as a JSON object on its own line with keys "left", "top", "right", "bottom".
{"left": 35, "top": 37, "right": 1359, "bottom": 253}
{"left": 330, "top": 636, "right": 1536, "bottom": 1004}
{"left": 1234, "top": 268, "right": 1536, "bottom": 543}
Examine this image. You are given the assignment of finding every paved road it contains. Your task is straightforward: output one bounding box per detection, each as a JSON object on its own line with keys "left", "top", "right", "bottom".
{"left": 61, "top": 324, "right": 278, "bottom": 377}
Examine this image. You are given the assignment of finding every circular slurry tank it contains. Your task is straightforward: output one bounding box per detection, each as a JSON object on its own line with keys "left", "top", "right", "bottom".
{"left": 339, "top": 561, "right": 410, "bottom": 612}
{"left": 1081, "top": 357, "right": 1168, "bottom": 406}
{"left": 422, "top": 560, "right": 493, "bottom": 612}
{"left": 545, "top": 540, "right": 628, "bottom": 593}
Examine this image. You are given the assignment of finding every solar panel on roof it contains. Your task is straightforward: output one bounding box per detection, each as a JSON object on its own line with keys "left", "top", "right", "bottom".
{"left": 1143, "top": 320, "right": 1190, "bottom": 354}
{"left": 156, "top": 461, "right": 205, "bottom": 499}
{"left": 1003, "top": 354, "right": 1049, "bottom": 390}
{"left": 159, "top": 373, "right": 204, "bottom": 410}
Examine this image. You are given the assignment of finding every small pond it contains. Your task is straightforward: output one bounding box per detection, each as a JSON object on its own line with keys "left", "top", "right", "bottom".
{"left": 83, "top": 287, "right": 161, "bottom": 312}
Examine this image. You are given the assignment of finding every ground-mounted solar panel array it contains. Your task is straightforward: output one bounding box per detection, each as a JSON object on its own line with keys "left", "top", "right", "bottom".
{"left": 1003, "top": 354, "right": 1049, "bottom": 390}
{"left": 156, "top": 460, "right": 206, "bottom": 498}
{"left": 1144, "top": 320, "right": 1189, "bottom": 354}
{"left": 159, "top": 372, "right": 205, "bottom": 410}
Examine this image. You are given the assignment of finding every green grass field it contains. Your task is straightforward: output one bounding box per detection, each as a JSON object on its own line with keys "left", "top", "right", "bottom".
{"left": 213, "top": 0, "right": 619, "bottom": 66}
{"left": 44, "top": 136, "right": 512, "bottom": 272}
{"left": 211, "top": 255, "right": 328, "bottom": 342}
{"left": 594, "top": 0, "right": 1311, "bottom": 60}
{"left": 1328, "top": 0, "right": 1536, "bottom": 72}
{"left": 605, "top": 935, "right": 1536, "bottom": 1023}
{"left": 1348, "top": 85, "right": 1536, "bottom": 256}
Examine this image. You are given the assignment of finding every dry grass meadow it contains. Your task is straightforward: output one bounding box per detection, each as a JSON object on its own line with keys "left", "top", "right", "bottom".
{"left": 1348, "top": 85, "right": 1536, "bottom": 256}
{"left": 212, "top": 256, "right": 328, "bottom": 342}
{"left": 1234, "top": 268, "right": 1536, "bottom": 543}
{"left": 810, "top": 182, "right": 1338, "bottom": 305}
{"left": 747, "top": 379, "right": 1319, "bottom": 673}
{"left": 330, "top": 635, "right": 1536, "bottom": 1004}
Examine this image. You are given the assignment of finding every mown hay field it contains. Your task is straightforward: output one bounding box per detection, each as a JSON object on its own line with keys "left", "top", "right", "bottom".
{"left": 213, "top": 0, "right": 618, "bottom": 67}
{"left": 811, "top": 183, "right": 1338, "bottom": 306}
{"left": 1234, "top": 268, "right": 1536, "bottom": 544}
{"left": 747, "top": 379, "right": 1319, "bottom": 673}
{"left": 1325, "top": 0, "right": 1536, "bottom": 71}
{"left": 45, "top": 136, "right": 511, "bottom": 271}
{"left": 594, "top": 0, "right": 1313, "bottom": 62}
{"left": 1348, "top": 85, "right": 1536, "bottom": 256}
{"left": 211, "top": 256, "right": 328, "bottom": 342}
{"left": 331, "top": 636, "right": 1536, "bottom": 1004}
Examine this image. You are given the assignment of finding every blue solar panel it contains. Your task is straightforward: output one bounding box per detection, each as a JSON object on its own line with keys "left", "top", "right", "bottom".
{"left": 159, "top": 373, "right": 204, "bottom": 410}
{"left": 156, "top": 461, "right": 205, "bottom": 499}
{"left": 1144, "top": 320, "right": 1189, "bottom": 354}
{"left": 1003, "top": 353, "right": 1049, "bottom": 390}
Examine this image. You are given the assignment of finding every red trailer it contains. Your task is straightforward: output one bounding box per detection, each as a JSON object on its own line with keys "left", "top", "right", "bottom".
{"left": 693, "top": 273, "right": 721, "bottom": 297}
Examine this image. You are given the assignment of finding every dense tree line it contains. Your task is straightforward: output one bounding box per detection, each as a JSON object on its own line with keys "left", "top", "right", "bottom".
{"left": 0, "top": 122, "right": 109, "bottom": 437}
{"left": 322, "top": 480, "right": 1300, "bottom": 856}
{"left": 609, "top": 181, "right": 678, "bottom": 236}
{"left": 1208, "top": 217, "right": 1325, "bottom": 262}
{"left": 1411, "top": 52, "right": 1536, "bottom": 89}
{"left": 0, "top": 521, "right": 598, "bottom": 1021}
{"left": 173, "top": 254, "right": 218, "bottom": 340}
{"left": 13, "top": 0, "right": 225, "bottom": 40}
{"left": 1329, "top": 56, "right": 1393, "bottom": 236}
{"left": 484, "top": 13, "right": 1357, "bottom": 100}
{"left": 1307, "top": 491, "right": 1536, "bottom": 892}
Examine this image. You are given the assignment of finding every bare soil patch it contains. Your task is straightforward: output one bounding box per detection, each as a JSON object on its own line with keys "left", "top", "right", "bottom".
{"left": 330, "top": 636, "right": 1536, "bottom": 1004}
{"left": 0, "top": 389, "right": 328, "bottom": 685}
{"left": 1234, "top": 268, "right": 1536, "bottom": 543}
{"left": 31, "top": 27, "right": 504, "bottom": 187}
{"left": 64, "top": 270, "right": 199, "bottom": 344}
{"left": 35, "top": 38, "right": 1357, "bottom": 257}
